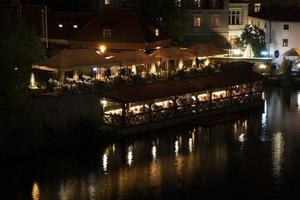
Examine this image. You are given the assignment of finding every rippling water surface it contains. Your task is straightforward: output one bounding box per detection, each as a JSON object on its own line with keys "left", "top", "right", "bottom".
{"left": 3, "top": 87, "right": 300, "bottom": 200}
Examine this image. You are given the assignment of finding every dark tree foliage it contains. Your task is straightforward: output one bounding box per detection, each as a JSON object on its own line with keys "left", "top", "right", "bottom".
{"left": 132, "top": 0, "right": 186, "bottom": 46}
{"left": 0, "top": 24, "right": 45, "bottom": 97}
{"left": 236, "top": 25, "right": 266, "bottom": 57}
{"left": 0, "top": 23, "right": 45, "bottom": 138}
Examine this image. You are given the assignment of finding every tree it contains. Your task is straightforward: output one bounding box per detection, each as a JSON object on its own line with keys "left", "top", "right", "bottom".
{"left": 133, "top": 0, "right": 186, "bottom": 46}
{"left": 0, "top": 23, "right": 45, "bottom": 138}
{"left": 0, "top": 25, "right": 45, "bottom": 97}
{"left": 236, "top": 25, "right": 266, "bottom": 57}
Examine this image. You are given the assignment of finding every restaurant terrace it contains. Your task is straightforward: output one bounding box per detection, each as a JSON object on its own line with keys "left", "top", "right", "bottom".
{"left": 101, "top": 70, "right": 264, "bottom": 128}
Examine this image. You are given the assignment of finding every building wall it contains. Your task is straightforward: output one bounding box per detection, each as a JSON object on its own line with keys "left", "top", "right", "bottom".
{"left": 228, "top": 2, "right": 248, "bottom": 39}
{"left": 97, "top": 0, "right": 133, "bottom": 9}
{"left": 249, "top": 16, "right": 300, "bottom": 64}
{"left": 249, "top": 0, "right": 300, "bottom": 14}
{"left": 184, "top": 0, "right": 229, "bottom": 46}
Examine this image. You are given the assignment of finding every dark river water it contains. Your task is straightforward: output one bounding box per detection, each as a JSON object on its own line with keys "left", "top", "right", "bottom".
{"left": 3, "top": 87, "right": 300, "bottom": 200}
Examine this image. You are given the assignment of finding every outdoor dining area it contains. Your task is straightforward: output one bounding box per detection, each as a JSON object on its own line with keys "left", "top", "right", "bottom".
{"left": 31, "top": 44, "right": 227, "bottom": 95}
{"left": 101, "top": 70, "right": 264, "bottom": 127}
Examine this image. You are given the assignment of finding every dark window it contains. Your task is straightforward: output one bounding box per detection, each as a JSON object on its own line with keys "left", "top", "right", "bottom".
{"left": 283, "top": 39, "right": 288, "bottom": 47}
{"left": 103, "top": 29, "right": 111, "bottom": 38}
{"left": 283, "top": 24, "right": 290, "bottom": 30}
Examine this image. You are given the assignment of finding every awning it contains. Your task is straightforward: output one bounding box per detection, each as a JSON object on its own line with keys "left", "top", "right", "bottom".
{"left": 106, "top": 51, "right": 158, "bottom": 65}
{"left": 283, "top": 48, "right": 300, "bottom": 57}
{"left": 101, "top": 70, "right": 264, "bottom": 103}
{"left": 35, "top": 49, "right": 112, "bottom": 71}
{"left": 151, "top": 47, "right": 195, "bottom": 61}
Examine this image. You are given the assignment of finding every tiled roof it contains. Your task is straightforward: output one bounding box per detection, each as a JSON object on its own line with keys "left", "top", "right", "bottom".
{"left": 69, "top": 8, "right": 169, "bottom": 44}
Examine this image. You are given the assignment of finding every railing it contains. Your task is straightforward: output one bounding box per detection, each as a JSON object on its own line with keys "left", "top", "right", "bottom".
{"left": 103, "top": 92, "right": 263, "bottom": 127}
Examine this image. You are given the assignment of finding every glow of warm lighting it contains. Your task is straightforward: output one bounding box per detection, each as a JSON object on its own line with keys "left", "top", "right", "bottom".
{"left": 152, "top": 144, "right": 157, "bottom": 161}
{"left": 238, "top": 133, "right": 246, "bottom": 143}
{"left": 192, "top": 58, "right": 196, "bottom": 66}
{"left": 150, "top": 63, "right": 157, "bottom": 74}
{"left": 103, "top": 153, "right": 108, "bottom": 172}
{"left": 204, "top": 58, "right": 210, "bottom": 66}
{"left": 32, "top": 181, "right": 40, "bottom": 200}
{"left": 233, "top": 48, "right": 242, "bottom": 56}
{"left": 14, "top": 66, "right": 18, "bottom": 71}
{"left": 58, "top": 24, "right": 63, "bottom": 28}
{"left": 101, "top": 99, "right": 107, "bottom": 107}
{"left": 259, "top": 64, "right": 267, "bottom": 70}
{"left": 155, "top": 46, "right": 161, "bottom": 49}
{"left": 175, "top": 140, "right": 179, "bottom": 157}
{"left": 99, "top": 45, "right": 106, "bottom": 54}
{"left": 105, "top": 56, "right": 114, "bottom": 59}
{"left": 112, "top": 143, "right": 116, "bottom": 154}
{"left": 155, "top": 28, "right": 159, "bottom": 36}
{"left": 131, "top": 65, "right": 137, "bottom": 75}
{"left": 127, "top": 146, "right": 133, "bottom": 166}
{"left": 73, "top": 24, "right": 78, "bottom": 29}
{"left": 73, "top": 70, "right": 79, "bottom": 81}
{"left": 30, "top": 72, "right": 38, "bottom": 89}
{"left": 178, "top": 59, "right": 183, "bottom": 70}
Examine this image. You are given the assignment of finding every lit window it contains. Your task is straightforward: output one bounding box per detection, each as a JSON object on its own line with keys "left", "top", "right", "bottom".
{"left": 103, "top": 29, "right": 111, "bottom": 38}
{"left": 194, "top": 0, "right": 201, "bottom": 8}
{"left": 283, "top": 39, "right": 288, "bottom": 47}
{"left": 104, "top": 0, "right": 110, "bottom": 5}
{"left": 254, "top": 3, "right": 261, "bottom": 13}
{"left": 155, "top": 28, "right": 159, "bottom": 36}
{"left": 58, "top": 24, "right": 63, "bottom": 28}
{"left": 229, "top": 10, "right": 241, "bottom": 25}
{"left": 194, "top": 16, "right": 201, "bottom": 27}
{"left": 283, "top": 24, "right": 290, "bottom": 30}
{"left": 211, "top": 15, "right": 220, "bottom": 27}
{"left": 73, "top": 24, "right": 78, "bottom": 29}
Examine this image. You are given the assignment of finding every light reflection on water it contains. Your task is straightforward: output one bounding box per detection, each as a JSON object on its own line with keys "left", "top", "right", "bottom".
{"left": 7, "top": 88, "right": 300, "bottom": 199}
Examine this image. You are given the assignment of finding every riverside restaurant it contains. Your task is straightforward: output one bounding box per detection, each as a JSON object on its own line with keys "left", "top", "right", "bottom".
{"left": 100, "top": 70, "right": 264, "bottom": 130}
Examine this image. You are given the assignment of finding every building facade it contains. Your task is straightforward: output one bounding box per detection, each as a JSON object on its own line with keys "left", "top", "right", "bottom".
{"left": 228, "top": 1, "right": 248, "bottom": 47}
{"left": 248, "top": 8, "right": 300, "bottom": 64}
{"left": 183, "top": 0, "right": 230, "bottom": 48}
{"left": 248, "top": 0, "right": 300, "bottom": 14}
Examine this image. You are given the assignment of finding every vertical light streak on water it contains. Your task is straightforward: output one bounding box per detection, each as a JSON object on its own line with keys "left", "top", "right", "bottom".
{"left": 127, "top": 146, "right": 133, "bottom": 167}
{"left": 102, "top": 152, "right": 108, "bottom": 173}
{"left": 32, "top": 181, "right": 40, "bottom": 200}
{"left": 189, "top": 138, "right": 193, "bottom": 153}
{"left": 175, "top": 140, "right": 179, "bottom": 157}
{"left": 272, "top": 132, "right": 284, "bottom": 179}
{"left": 88, "top": 174, "right": 96, "bottom": 200}
{"left": 152, "top": 143, "right": 157, "bottom": 161}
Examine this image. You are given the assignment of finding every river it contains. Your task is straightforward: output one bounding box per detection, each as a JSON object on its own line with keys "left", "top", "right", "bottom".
{"left": 3, "top": 87, "right": 300, "bottom": 200}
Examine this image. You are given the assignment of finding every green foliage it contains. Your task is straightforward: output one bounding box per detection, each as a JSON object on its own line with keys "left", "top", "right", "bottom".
{"left": 236, "top": 25, "right": 266, "bottom": 57}
{"left": 133, "top": 0, "right": 186, "bottom": 46}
